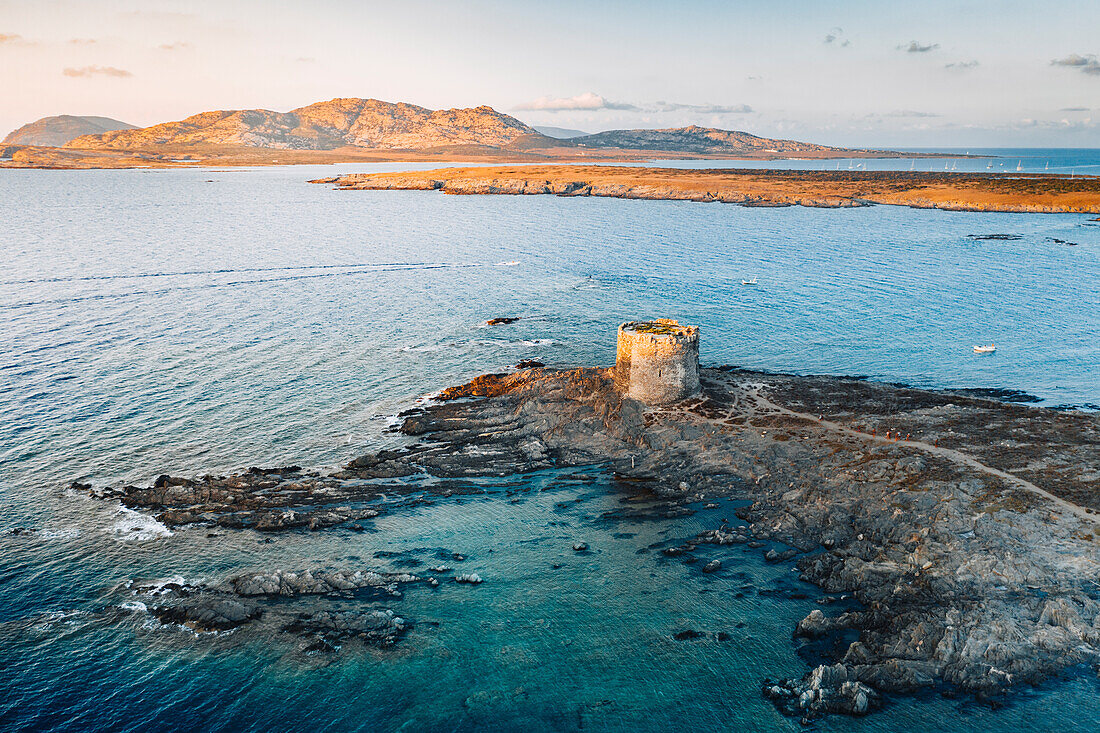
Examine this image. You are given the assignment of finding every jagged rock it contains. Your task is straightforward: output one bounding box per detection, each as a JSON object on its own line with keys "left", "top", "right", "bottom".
{"left": 230, "top": 569, "right": 416, "bottom": 597}
{"left": 764, "top": 664, "right": 879, "bottom": 720}
{"left": 282, "top": 609, "right": 406, "bottom": 646}
{"left": 151, "top": 597, "right": 262, "bottom": 631}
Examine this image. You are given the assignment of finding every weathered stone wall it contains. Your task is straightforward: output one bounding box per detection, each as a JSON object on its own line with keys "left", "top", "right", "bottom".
{"left": 615, "top": 319, "right": 700, "bottom": 404}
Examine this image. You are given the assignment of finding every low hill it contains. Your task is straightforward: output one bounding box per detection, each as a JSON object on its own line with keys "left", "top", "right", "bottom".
{"left": 571, "top": 125, "right": 851, "bottom": 155}
{"left": 65, "top": 98, "right": 556, "bottom": 151}
{"left": 3, "top": 115, "right": 137, "bottom": 147}
{"left": 532, "top": 125, "right": 590, "bottom": 139}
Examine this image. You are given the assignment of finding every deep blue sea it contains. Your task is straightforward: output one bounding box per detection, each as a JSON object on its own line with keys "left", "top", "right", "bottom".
{"left": 1, "top": 156, "right": 1099, "bottom": 732}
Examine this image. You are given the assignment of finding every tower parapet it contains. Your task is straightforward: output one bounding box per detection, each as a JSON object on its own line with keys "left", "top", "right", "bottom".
{"left": 615, "top": 319, "right": 700, "bottom": 404}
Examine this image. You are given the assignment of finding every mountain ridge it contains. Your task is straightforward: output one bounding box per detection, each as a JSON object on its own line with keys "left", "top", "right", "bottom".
{"left": 65, "top": 98, "right": 553, "bottom": 151}
{"left": 55, "top": 97, "right": 870, "bottom": 156}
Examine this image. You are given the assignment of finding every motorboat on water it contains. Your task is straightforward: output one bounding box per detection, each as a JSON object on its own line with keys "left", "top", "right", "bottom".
{"left": 741, "top": 277, "right": 758, "bottom": 285}
{"left": 973, "top": 343, "right": 996, "bottom": 354}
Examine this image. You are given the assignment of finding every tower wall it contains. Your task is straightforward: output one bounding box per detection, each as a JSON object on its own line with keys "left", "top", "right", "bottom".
{"left": 615, "top": 319, "right": 700, "bottom": 404}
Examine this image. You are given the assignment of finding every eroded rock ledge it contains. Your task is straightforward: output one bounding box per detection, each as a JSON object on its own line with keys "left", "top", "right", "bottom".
{"left": 87, "top": 366, "right": 1100, "bottom": 719}
{"left": 381, "top": 366, "right": 1100, "bottom": 719}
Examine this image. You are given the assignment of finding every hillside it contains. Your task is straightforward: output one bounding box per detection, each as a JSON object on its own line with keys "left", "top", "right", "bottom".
{"left": 571, "top": 125, "right": 852, "bottom": 155}
{"left": 64, "top": 98, "right": 555, "bottom": 151}
{"left": 532, "top": 125, "right": 589, "bottom": 139}
{"left": 3, "top": 115, "right": 137, "bottom": 147}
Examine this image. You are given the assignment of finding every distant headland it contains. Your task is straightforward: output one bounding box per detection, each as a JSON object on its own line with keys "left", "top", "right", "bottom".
{"left": 1, "top": 97, "right": 940, "bottom": 170}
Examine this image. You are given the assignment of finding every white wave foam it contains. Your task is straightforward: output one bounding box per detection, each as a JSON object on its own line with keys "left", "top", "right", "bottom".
{"left": 110, "top": 507, "right": 172, "bottom": 542}
{"left": 125, "top": 574, "right": 188, "bottom": 595}
{"left": 40, "top": 527, "right": 80, "bottom": 540}
{"left": 120, "top": 600, "right": 148, "bottom": 612}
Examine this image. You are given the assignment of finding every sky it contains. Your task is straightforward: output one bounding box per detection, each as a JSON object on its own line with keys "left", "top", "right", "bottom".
{"left": 1, "top": 0, "right": 1098, "bottom": 148}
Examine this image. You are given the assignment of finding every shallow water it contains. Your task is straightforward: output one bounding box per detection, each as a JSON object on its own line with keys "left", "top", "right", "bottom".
{"left": 1, "top": 163, "right": 1098, "bottom": 731}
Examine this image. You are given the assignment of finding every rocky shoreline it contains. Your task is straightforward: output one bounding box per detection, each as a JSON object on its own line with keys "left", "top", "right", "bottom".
{"left": 81, "top": 365, "right": 1100, "bottom": 721}
{"left": 312, "top": 165, "right": 1100, "bottom": 214}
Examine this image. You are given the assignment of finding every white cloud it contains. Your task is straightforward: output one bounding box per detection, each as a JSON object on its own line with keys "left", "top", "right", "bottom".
{"left": 1051, "top": 54, "right": 1100, "bottom": 76}
{"left": 899, "top": 41, "right": 939, "bottom": 53}
{"left": 515, "top": 93, "right": 752, "bottom": 115}
{"left": 63, "top": 65, "right": 133, "bottom": 78}
{"left": 514, "top": 92, "right": 637, "bottom": 112}
{"left": 823, "top": 27, "right": 850, "bottom": 47}
{"left": 884, "top": 110, "right": 941, "bottom": 118}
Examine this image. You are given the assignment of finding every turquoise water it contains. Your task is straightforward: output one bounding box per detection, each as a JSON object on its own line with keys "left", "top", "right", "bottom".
{"left": 1, "top": 162, "right": 1099, "bottom": 731}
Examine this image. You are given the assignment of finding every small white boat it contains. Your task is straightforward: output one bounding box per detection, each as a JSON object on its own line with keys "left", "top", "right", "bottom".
{"left": 973, "top": 343, "right": 996, "bottom": 354}
{"left": 741, "top": 277, "right": 758, "bottom": 285}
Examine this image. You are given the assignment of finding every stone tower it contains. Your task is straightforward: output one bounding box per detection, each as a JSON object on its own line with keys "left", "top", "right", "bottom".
{"left": 615, "top": 319, "right": 700, "bottom": 404}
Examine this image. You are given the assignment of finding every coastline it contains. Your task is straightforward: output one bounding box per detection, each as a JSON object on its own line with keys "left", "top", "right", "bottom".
{"left": 314, "top": 165, "right": 1100, "bottom": 214}
{"left": 0, "top": 143, "right": 967, "bottom": 171}
{"left": 77, "top": 364, "right": 1100, "bottom": 722}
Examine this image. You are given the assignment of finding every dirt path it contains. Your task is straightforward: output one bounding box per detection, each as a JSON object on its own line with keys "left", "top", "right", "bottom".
{"left": 726, "top": 381, "right": 1098, "bottom": 525}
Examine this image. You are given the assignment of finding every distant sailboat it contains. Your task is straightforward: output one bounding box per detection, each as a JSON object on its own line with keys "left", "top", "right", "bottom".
{"left": 1016, "top": 161, "right": 1023, "bottom": 172}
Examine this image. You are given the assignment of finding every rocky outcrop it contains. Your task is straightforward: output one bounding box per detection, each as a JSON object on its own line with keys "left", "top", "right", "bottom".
{"left": 65, "top": 98, "right": 553, "bottom": 151}
{"left": 3, "top": 115, "right": 136, "bottom": 146}
{"left": 121, "top": 567, "right": 417, "bottom": 648}
{"left": 316, "top": 165, "right": 1100, "bottom": 214}
{"left": 82, "top": 363, "right": 1100, "bottom": 716}
{"left": 356, "top": 366, "right": 1100, "bottom": 718}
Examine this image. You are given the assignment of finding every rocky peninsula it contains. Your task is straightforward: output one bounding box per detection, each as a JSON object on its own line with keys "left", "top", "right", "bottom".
{"left": 83, "top": 355, "right": 1100, "bottom": 721}
{"left": 314, "top": 165, "right": 1100, "bottom": 214}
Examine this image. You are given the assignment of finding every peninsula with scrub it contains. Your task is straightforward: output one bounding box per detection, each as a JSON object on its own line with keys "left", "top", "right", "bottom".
{"left": 314, "top": 164, "right": 1100, "bottom": 215}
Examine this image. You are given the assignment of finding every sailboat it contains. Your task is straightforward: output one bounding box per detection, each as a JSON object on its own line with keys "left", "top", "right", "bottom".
{"left": 1016, "top": 161, "right": 1023, "bottom": 172}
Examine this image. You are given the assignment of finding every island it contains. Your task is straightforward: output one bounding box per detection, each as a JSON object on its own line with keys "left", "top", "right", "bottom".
{"left": 314, "top": 164, "right": 1100, "bottom": 214}
{"left": 1, "top": 97, "right": 950, "bottom": 170}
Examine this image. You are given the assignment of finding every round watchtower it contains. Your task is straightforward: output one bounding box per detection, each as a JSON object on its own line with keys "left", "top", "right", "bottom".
{"left": 615, "top": 319, "right": 700, "bottom": 404}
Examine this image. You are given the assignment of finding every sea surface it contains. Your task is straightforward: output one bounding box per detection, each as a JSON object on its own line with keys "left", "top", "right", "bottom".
{"left": 650, "top": 147, "right": 1100, "bottom": 174}
{"left": 1, "top": 158, "right": 1099, "bottom": 732}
